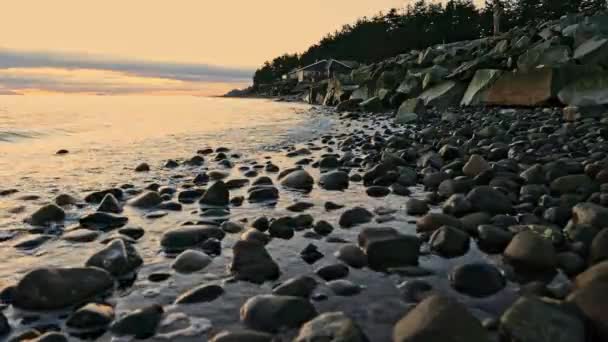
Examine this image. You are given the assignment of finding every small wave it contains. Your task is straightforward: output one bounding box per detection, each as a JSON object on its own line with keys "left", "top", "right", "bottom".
{"left": 0, "top": 130, "right": 41, "bottom": 142}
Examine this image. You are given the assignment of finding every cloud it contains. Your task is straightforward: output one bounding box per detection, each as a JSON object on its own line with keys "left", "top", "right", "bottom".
{"left": 0, "top": 48, "right": 254, "bottom": 82}
{"left": 0, "top": 48, "right": 254, "bottom": 95}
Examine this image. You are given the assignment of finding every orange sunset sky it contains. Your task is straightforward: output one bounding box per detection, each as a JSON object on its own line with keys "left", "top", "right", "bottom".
{"left": 0, "top": 0, "right": 486, "bottom": 96}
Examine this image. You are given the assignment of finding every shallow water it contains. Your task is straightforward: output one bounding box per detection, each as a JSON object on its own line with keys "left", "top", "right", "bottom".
{"left": 0, "top": 96, "right": 516, "bottom": 341}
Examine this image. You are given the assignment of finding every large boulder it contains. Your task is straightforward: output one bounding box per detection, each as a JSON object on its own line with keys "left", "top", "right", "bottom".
{"left": 460, "top": 69, "right": 502, "bottom": 106}
{"left": 501, "top": 296, "right": 586, "bottom": 342}
{"left": 484, "top": 68, "right": 554, "bottom": 106}
{"left": 294, "top": 312, "right": 369, "bottom": 342}
{"left": 240, "top": 295, "right": 317, "bottom": 333}
{"left": 395, "top": 98, "right": 426, "bottom": 124}
{"left": 558, "top": 70, "right": 608, "bottom": 106}
{"left": 396, "top": 76, "right": 422, "bottom": 98}
{"left": 393, "top": 295, "right": 491, "bottom": 342}
{"left": 359, "top": 96, "right": 383, "bottom": 113}
{"left": 517, "top": 43, "right": 571, "bottom": 71}
{"left": 13, "top": 268, "right": 114, "bottom": 310}
{"left": 230, "top": 240, "right": 280, "bottom": 284}
{"left": 417, "top": 81, "right": 466, "bottom": 110}
{"left": 573, "top": 36, "right": 608, "bottom": 67}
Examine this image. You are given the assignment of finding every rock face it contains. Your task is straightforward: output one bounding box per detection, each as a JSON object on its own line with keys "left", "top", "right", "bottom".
{"left": 230, "top": 240, "right": 280, "bottom": 284}
{"left": 294, "top": 312, "right": 369, "bottom": 342}
{"left": 85, "top": 239, "right": 142, "bottom": 277}
{"left": 13, "top": 267, "right": 114, "bottom": 310}
{"left": 461, "top": 69, "right": 502, "bottom": 106}
{"left": 484, "top": 68, "right": 555, "bottom": 106}
{"left": 393, "top": 294, "right": 491, "bottom": 342}
{"left": 504, "top": 231, "right": 557, "bottom": 272}
{"left": 240, "top": 295, "right": 317, "bottom": 332}
{"left": 395, "top": 98, "right": 425, "bottom": 124}
{"left": 559, "top": 70, "right": 608, "bottom": 106}
{"left": 281, "top": 170, "right": 314, "bottom": 191}
{"left": 417, "top": 81, "right": 466, "bottom": 110}
{"left": 200, "top": 181, "right": 230, "bottom": 206}
{"left": 501, "top": 296, "right": 586, "bottom": 342}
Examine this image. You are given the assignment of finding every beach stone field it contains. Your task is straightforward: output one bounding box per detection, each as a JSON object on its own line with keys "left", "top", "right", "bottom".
{"left": 2, "top": 104, "right": 608, "bottom": 342}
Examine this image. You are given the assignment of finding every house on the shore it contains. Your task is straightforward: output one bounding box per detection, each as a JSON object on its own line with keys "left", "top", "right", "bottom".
{"left": 283, "top": 59, "right": 358, "bottom": 83}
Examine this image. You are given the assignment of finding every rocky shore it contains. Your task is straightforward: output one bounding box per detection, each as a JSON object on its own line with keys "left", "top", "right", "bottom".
{"left": 1, "top": 102, "right": 608, "bottom": 341}
{"left": 2, "top": 10, "right": 608, "bottom": 342}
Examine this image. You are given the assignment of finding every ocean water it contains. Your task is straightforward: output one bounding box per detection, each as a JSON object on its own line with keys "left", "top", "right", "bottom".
{"left": 0, "top": 95, "right": 329, "bottom": 193}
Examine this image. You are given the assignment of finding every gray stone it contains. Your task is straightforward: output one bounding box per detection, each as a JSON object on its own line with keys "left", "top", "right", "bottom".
{"left": 200, "top": 181, "right": 230, "bottom": 206}
{"left": 28, "top": 204, "right": 65, "bottom": 226}
{"left": 339, "top": 207, "right": 373, "bottom": 228}
{"left": 273, "top": 276, "right": 318, "bottom": 298}
{"left": 66, "top": 303, "right": 115, "bottom": 329}
{"left": 281, "top": 170, "right": 314, "bottom": 191}
{"left": 418, "top": 81, "right": 466, "bottom": 110}
{"left": 85, "top": 239, "right": 142, "bottom": 277}
{"left": 230, "top": 240, "right": 280, "bottom": 284}
{"left": 174, "top": 284, "right": 224, "bottom": 304}
{"left": 13, "top": 267, "right": 114, "bottom": 311}
{"left": 97, "top": 193, "right": 122, "bottom": 213}
{"left": 319, "top": 171, "right": 349, "bottom": 191}
{"left": 504, "top": 231, "right": 557, "bottom": 272}
{"left": 128, "top": 191, "right": 162, "bottom": 208}
{"left": 110, "top": 305, "right": 163, "bottom": 339}
{"left": 240, "top": 295, "right": 317, "bottom": 332}
{"left": 294, "top": 312, "right": 369, "bottom": 342}
{"left": 393, "top": 295, "right": 491, "bottom": 342}
{"left": 450, "top": 263, "right": 505, "bottom": 298}
{"left": 501, "top": 296, "right": 585, "bottom": 342}
{"left": 358, "top": 227, "right": 420, "bottom": 270}
{"left": 160, "top": 226, "right": 225, "bottom": 252}
{"left": 430, "top": 226, "right": 470, "bottom": 257}
{"left": 171, "top": 249, "right": 212, "bottom": 273}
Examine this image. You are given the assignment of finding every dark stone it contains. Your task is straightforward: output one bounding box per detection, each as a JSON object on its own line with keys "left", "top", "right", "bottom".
{"left": 450, "top": 263, "right": 506, "bottom": 298}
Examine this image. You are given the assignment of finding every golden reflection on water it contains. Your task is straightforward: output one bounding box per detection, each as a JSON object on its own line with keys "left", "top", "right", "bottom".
{"left": 0, "top": 95, "right": 312, "bottom": 190}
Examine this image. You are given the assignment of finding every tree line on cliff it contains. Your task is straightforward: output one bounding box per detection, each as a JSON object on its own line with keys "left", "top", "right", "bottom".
{"left": 253, "top": 0, "right": 607, "bottom": 86}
